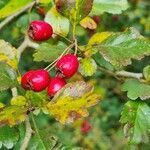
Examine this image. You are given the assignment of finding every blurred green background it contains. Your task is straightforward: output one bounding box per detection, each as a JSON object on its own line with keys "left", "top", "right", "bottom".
{"left": 0, "top": 0, "right": 150, "bottom": 149}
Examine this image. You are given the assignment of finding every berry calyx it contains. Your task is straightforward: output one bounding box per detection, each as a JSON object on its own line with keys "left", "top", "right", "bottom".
{"left": 47, "top": 77, "right": 66, "bottom": 96}
{"left": 21, "top": 70, "right": 34, "bottom": 90}
{"left": 56, "top": 54, "right": 79, "bottom": 78}
{"left": 28, "top": 20, "right": 53, "bottom": 41}
{"left": 21, "top": 69, "right": 51, "bottom": 92}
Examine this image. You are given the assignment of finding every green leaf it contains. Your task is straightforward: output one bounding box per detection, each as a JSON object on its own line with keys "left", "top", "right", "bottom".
{"left": 0, "top": 0, "right": 32, "bottom": 18}
{"left": 88, "top": 28, "right": 150, "bottom": 68}
{"left": 79, "top": 57, "right": 97, "bottom": 76}
{"left": 0, "top": 62, "right": 17, "bottom": 91}
{"left": 143, "top": 65, "right": 150, "bottom": 82}
{"left": 91, "top": 0, "right": 129, "bottom": 15}
{"left": 0, "top": 126, "right": 19, "bottom": 149}
{"left": 120, "top": 101, "right": 150, "bottom": 144}
{"left": 55, "top": 0, "right": 93, "bottom": 23}
{"left": 33, "top": 42, "right": 67, "bottom": 62}
{"left": 25, "top": 91, "right": 48, "bottom": 108}
{"left": 122, "top": 79, "right": 150, "bottom": 100}
{"left": 0, "top": 40, "right": 18, "bottom": 69}
{"left": 45, "top": 7, "right": 70, "bottom": 36}
{"left": 0, "top": 105, "right": 27, "bottom": 126}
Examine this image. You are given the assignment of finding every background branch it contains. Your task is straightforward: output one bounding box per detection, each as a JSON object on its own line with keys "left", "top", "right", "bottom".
{"left": 20, "top": 117, "right": 32, "bottom": 150}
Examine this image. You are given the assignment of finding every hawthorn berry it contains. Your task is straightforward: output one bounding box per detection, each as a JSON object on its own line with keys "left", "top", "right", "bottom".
{"left": 21, "top": 69, "right": 51, "bottom": 92}
{"left": 81, "top": 120, "right": 92, "bottom": 134}
{"left": 47, "top": 77, "right": 66, "bottom": 96}
{"left": 28, "top": 20, "right": 53, "bottom": 41}
{"left": 56, "top": 54, "right": 79, "bottom": 78}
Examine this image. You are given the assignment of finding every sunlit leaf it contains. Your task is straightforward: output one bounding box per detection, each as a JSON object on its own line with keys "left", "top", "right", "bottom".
{"left": 47, "top": 81, "right": 101, "bottom": 124}
{"left": 0, "top": 40, "right": 18, "bottom": 69}
{"left": 11, "top": 96, "right": 28, "bottom": 107}
{"left": 122, "top": 79, "right": 150, "bottom": 100}
{"left": 45, "top": 7, "right": 70, "bottom": 36}
{"left": 87, "top": 28, "right": 150, "bottom": 68}
{"left": 0, "top": 105, "right": 27, "bottom": 126}
{"left": 91, "top": 0, "right": 129, "bottom": 15}
{"left": 120, "top": 101, "right": 150, "bottom": 144}
{"left": 0, "top": 0, "right": 32, "bottom": 18}
{"left": 79, "top": 58, "right": 97, "bottom": 76}
{"left": 80, "top": 16, "right": 97, "bottom": 30}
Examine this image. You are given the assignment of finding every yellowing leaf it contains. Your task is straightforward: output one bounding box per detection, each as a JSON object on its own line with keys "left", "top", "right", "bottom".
{"left": 0, "top": 40, "right": 18, "bottom": 69}
{"left": 11, "top": 96, "right": 28, "bottom": 107}
{"left": 0, "top": 103, "right": 5, "bottom": 109}
{"left": 0, "top": 106, "right": 27, "bottom": 126}
{"left": 79, "top": 58, "right": 97, "bottom": 76}
{"left": 40, "top": 0, "right": 52, "bottom": 4}
{"left": 88, "top": 32, "right": 112, "bottom": 45}
{"left": 80, "top": 17, "right": 97, "bottom": 30}
{"left": 47, "top": 81, "right": 101, "bottom": 124}
{"left": 45, "top": 7, "right": 70, "bottom": 36}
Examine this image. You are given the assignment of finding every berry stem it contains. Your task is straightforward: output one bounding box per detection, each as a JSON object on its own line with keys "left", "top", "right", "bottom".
{"left": 45, "top": 43, "right": 75, "bottom": 71}
{"left": 74, "top": 39, "right": 78, "bottom": 55}
{"left": 54, "top": 32, "right": 72, "bottom": 43}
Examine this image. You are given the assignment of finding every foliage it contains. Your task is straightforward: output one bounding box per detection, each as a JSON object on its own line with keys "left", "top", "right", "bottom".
{"left": 0, "top": 0, "right": 150, "bottom": 149}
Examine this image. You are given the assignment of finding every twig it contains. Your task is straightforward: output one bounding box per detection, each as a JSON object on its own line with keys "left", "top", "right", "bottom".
{"left": 98, "top": 66, "right": 143, "bottom": 80}
{"left": 0, "top": 1, "right": 37, "bottom": 30}
{"left": 20, "top": 117, "right": 32, "bottom": 150}
{"left": 116, "top": 70, "right": 143, "bottom": 79}
{"left": 74, "top": 39, "right": 78, "bottom": 55}
{"left": 11, "top": 87, "right": 18, "bottom": 97}
{"left": 45, "top": 43, "right": 75, "bottom": 71}
{"left": 17, "top": 36, "right": 39, "bottom": 60}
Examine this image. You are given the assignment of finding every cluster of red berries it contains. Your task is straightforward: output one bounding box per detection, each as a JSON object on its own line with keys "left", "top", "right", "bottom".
{"left": 21, "top": 54, "right": 79, "bottom": 96}
{"left": 21, "top": 20, "right": 79, "bottom": 96}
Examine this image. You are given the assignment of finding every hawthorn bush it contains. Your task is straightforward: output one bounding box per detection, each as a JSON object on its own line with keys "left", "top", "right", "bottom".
{"left": 0, "top": 0, "right": 150, "bottom": 149}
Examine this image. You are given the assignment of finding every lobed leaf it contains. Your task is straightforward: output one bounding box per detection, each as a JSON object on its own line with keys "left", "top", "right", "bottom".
{"left": 87, "top": 28, "right": 150, "bottom": 68}
{"left": 120, "top": 101, "right": 150, "bottom": 144}
{"left": 33, "top": 42, "right": 67, "bottom": 62}
{"left": 47, "top": 81, "right": 101, "bottom": 124}
{"left": 122, "top": 79, "right": 150, "bottom": 100}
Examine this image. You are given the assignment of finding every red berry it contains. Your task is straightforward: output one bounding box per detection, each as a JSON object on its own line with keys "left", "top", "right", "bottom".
{"left": 47, "top": 77, "right": 66, "bottom": 96}
{"left": 92, "top": 15, "right": 101, "bottom": 25}
{"left": 56, "top": 54, "right": 79, "bottom": 78}
{"left": 21, "top": 70, "right": 34, "bottom": 90}
{"left": 28, "top": 20, "right": 53, "bottom": 41}
{"left": 21, "top": 69, "right": 51, "bottom": 92}
{"left": 81, "top": 120, "right": 92, "bottom": 134}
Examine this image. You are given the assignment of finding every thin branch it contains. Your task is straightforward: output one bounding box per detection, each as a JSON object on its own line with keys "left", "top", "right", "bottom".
{"left": 0, "top": 1, "right": 37, "bottom": 30}
{"left": 116, "top": 70, "right": 143, "bottom": 80}
{"left": 17, "top": 36, "right": 39, "bottom": 60}
{"left": 45, "top": 43, "right": 75, "bottom": 71}
{"left": 98, "top": 67, "right": 143, "bottom": 80}
{"left": 11, "top": 87, "right": 18, "bottom": 97}
{"left": 74, "top": 39, "right": 78, "bottom": 55}
{"left": 20, "top": 117, "right": 33, "bottom": 150}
